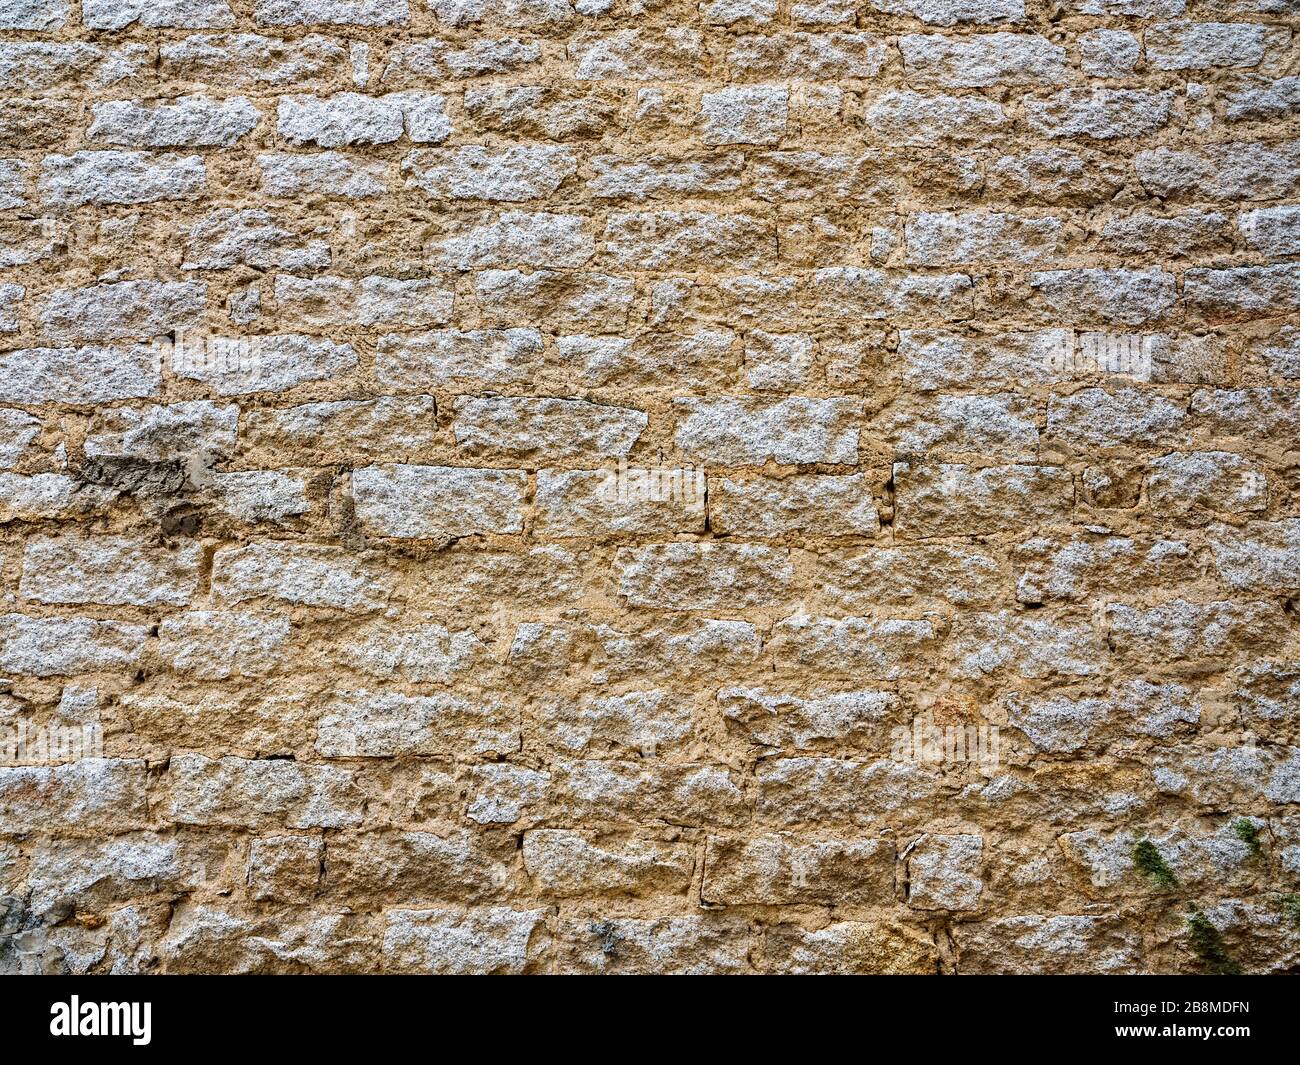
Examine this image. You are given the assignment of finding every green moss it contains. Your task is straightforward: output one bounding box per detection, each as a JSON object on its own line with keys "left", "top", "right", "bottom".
{"left": 1186, "top": 911, "right": 1241, "bottom": 976}
{"left": 1133, "top": 838, "right": 1178, "bottom": 890}
{"left": 1281, "top": 894, "right": 1300, "bottom": 927}
{"left": 1232, "top": 818, "right": 1263, "bottom": 858}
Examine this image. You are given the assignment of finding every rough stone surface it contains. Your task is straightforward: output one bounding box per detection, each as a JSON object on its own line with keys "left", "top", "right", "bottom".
{"left": 3, "top": 0, "right": 1298, "bottom": 979}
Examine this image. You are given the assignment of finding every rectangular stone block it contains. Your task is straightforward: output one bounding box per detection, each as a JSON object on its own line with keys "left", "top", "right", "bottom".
{"left": 350, "top": 464, "right": 527, "bottom": 541}
{"left": 893, "top": 462, "right": 1073, "bottom": 539}
{"left": 709, "top": 473, "right": 879, "bottom": 536}
{"left": 704, "top": 832, "right": 894, "bottom": 905}
{"left": 534, "top": 467, "right": 705, "bottom": 536}
{"left": 167, "top": 754, "right": 364, "bottom": 828}
{"left": 20, "top": 536, "right": 202, "bottom": 607}
{"left": 211, "top": 542, "right": 395, "bottom": 610}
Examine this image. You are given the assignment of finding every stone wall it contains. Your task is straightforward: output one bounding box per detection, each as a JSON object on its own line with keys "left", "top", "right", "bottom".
{"left": 1, "top": 0, "right": 1299, "bottom": 974}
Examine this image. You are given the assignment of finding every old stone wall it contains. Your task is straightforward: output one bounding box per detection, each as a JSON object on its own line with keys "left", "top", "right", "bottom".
{"left": 0, "top": 0, "right": 1298, "bottom": 975}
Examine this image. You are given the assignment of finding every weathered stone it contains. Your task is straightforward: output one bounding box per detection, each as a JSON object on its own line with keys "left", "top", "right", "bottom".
{"left": 168, "top": 754, "right": 364, "bottom": 829}
{"left": 0, "top": 760, "right": 149, "bottom": 835}
{"left": 894, "top": 462, "right": 1073, "bottom": 539}
{"left": 1135, "top": 141, "right": 1300, "bottom": 202}
{"left": 40, "top": 281, "right": 205, "bottom": 343}
{"left": 248, "top": 836, "right": 323, "bottom": 903}
{"left": 340, "top": 621, "right": 486, "bottom": 684}
{"left": 159, "top": 611, "right": 289, "bottom": 679}
{"left": 865, "top": 90, "right": 1009, "bottom": 145}
{"left": 1106, "top": 598, "right": 1284, "bottom": 662}
{"left": 404, "top": 145, "right": 574, "bottom": 201}
{"left": 41, "top": 151, "right": 205, "bottom": 207}
{"left": 871, "top": 0, "right": 1022, "bottom": 24}
{"left": 557, "top": 331, "right": 735, "bottom": 389}
{"left": 906, "top": 834, "right": 983, "bottom": 910}
{"left": 239, "top": 396, "right": 438, "bottom": 463}
{"left": 475, "top": 269, "right": 632, "bottom": 330}
{"left": 590, "top": 153, "right": 744, "bottom": 203}
{"left": 534, "top": 467, "right": 705, "bottom": 537}
{"left": 89, "top": 95, "right": 260, "bottom": 147}
{"left": 0, "top": 0, "right": 68, "bottom": 29}
{"left": 615, "top": 542, "right": 794, "bottom": 610}
{"left": 0, "top": 345, "right": 159, "bottom": 405}
{"left": 588, "top": 619, "right": 762, "bottom": 685}
{"left": 882, "top": 394, "right": 1040, "bottom": 459}
{"left": 453, "top": 397, "right": 645, "bottom": 461}
{"left": 570, "top": 30, "right": 705, "bottom": 81}
{"left": 384, "top": 908, "right": 547, "bottom": 975}
{"left": 710, "top": 474, "right": 878, "bottom": 537}
{"left": 1209, "top": 519, "right": 1300, "bottom": 594}
{"left": 764, "top": 920, "right": 938, "bottom": 974}
{"left": 810, "top": 267, "right": 974, "bottom": 321}
{"left": 603, "top": 211, "right": 776, "bottom": 270}
{"left": 719, "top": 685, "right": 896, "bottom": 751}
{"left": 253, "top": 0, "right": 409, "bottom": 25}
{"left": 208, "top": 470, "right": 312, "bottom": 524}
{"left": 1147, "top": 451, "right": 1267, "bottom": 514}
{"left": 0, "top": 614, "right": 147, "bottom": 677}
{"left": 768, "top": 613, "right": 939, "bottom": 679}
{"left": 1239, "top": 205, "right": 1300, "bottom": 258}
{"left": 906, "top": 211, "right": 1061, "bottom": 265}
{"left": 351, "top": 464, "right": 527, "bottom": 541}
{"left": 756, "top": 756, "right": 942, "bottom": 825}
{"left": 538, "top": 689, "right": 695, "bottom": 757}
{"left": 376, "top": 329, "right": 541, "bottom": 390}
{"left": 160, "top": 33, "right": 349, "bottom": 88}
{"left": 548, "top": 758, "right": 748, "bottom": 828}
{"left": 158, "top": 905, "right": 377, "bottom": 974}
{"left": 704, "top": 832, "right": 893, "bottom": 905}
{"left": 1030, "top": 268, "right": 1178, "bottom": 325}
{"left": 431, "top": 211, "right": 593, "bottom": 269}
{"left": 1013, "top": 535, "right": 1201, "bottom": 604}
{"left": 0, "top": 474, "right": 117, "bottom": 523}
{"left": 817, "top": 544, "right": 1005, "bottom": 610}
{"left": 674, "top": 397, "right": 860, "bottom": 465}
{"left": 316, "top": 690, "right": 518, "bottom": 758}
{"left": 1079, "top": 29, "right": 1140, "bottom": 77}
{"left": 176, "top": 334, "right": 357, "bottom": 395}
{"left": 556, "top": 916, "right": 750, "bottom": 974}
{"left": 275, "top": 275, "right": 453, "bottom": 328}
{"left": 388, "top": 39, "right": 542, "bottom": 83}
{"left": 699, "top": 86, "right": 788, "bottom": 145}
{"left": 279, "top": 92, "right": 450, "bottom": 147}
{"left": 954, "top": 915, "right": 1142, "bottom": 974}
{"left": 1185, "top": 264, "right": 1300, "bottom": 317}
{"left": 184, "top": 209, "right": 330, "bottom": 271}
{"left": 1024, "top": 89, "right": 1174, "bottom": 140}
{"left": 524, "top": 830, "right": 694, "bottom": 897}
{"left": 728, "top": 32, "right": 887, "bottom": 79}
{"left": 20, "top": 536, "right": 201, "bottom": 607}
{"left": 84, "top": 0, "right": 233, "bottom": 29}
{"left": 901, "top": 33, "right": 1067, "bottom": 89}
{"left": 948, "top": 610, "right": 1105, "bottom": 679}
{"left": 1046, "top": 388, "right": 1186, "bottom": 447}
{"left": 211, "top": 542, "right": 395, "bottom": 610}
{"left": 1146, "top": 22, "right": 1283, "bottom": 70}
{"left": 257, "top": 152, "right": 388, "bottom": 198}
